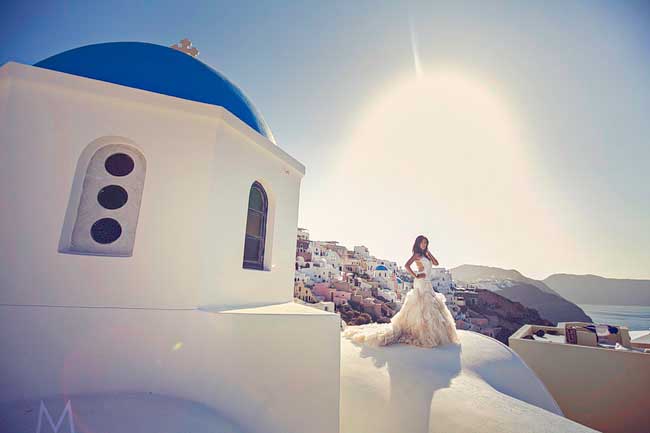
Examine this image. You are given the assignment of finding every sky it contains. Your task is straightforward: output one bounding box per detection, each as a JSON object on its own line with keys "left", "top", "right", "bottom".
{"left": 2, "top": 0, "right": 649, "bottom": 280}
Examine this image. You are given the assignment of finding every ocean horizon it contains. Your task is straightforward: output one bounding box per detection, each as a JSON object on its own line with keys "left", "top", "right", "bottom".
{"left": 578, "top": 304, "right": 650, "bottom": 331}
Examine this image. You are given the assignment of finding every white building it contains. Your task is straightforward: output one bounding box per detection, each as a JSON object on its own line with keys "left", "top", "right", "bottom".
{"left": 301, "top": 258, "right": 338, "bottom": 283}
{"left": 430, "top": 267, "right": 454, "bottom": 294}
{"left": 353, "top": 245, "right": 370, "bottom": 258}
{"left": 373, "top": 264, "right": 392, "bottom": 279}
{"left": 324, "top": 249, "right": 343, "bottom": 270}
{"left": 376, "top": 259, "right": 399, "bottom": 272}
{"left": 296, "top": 255, "right": 306, "bottom": 267}
{"left": 0, "top": 41, "right": 340, "bottom": 433}
{"left": 294, "top": 270, "right": 312, "bottom": 285}
{"left": 357, "top": 279, "right": 373, "bottom": 291}
{"left": 297, "top": 227, "right": 310, "bottom": 240}
{"left": 309, "top": 240, "right": 325, "bottom": 257}
{"left": 377, "top": 287, "right": 397, "bottom": 303}
{"left": 364, "top": 257, "right": 377, "bottom": 270}
{"left": 372, "top": 264, "right": 398, "bottom": 290}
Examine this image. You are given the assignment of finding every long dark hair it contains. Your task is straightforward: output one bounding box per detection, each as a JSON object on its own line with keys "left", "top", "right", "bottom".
{"left": 412, "top": 235, "right": 429, "bottom": 257}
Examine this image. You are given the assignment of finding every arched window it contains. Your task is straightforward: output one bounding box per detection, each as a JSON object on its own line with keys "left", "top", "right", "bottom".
{"left": 61, "top": 140, "right": 146, "bottom": 257}
{"left": 243, "top": 181, "right": 268, "bottom": 270}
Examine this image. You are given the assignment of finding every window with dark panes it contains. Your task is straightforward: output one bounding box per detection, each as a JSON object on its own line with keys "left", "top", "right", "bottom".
{"left": 243, "top": 182, "right": 268, "bottom": 270}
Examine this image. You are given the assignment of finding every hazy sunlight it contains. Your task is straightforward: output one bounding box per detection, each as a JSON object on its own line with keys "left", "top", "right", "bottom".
{"left": 327, "top": 70, "right": 574, "bottom": 276}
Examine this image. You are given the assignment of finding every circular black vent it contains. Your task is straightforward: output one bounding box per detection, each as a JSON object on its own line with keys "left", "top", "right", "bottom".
{"left": 105, "top": 153, "right": 134, "bottom": 177}
{"left": 97, "top": 185, "right": 128, "bottom": 210}
{"left": 91, "top": 218, "right": 122, "bottom": 244}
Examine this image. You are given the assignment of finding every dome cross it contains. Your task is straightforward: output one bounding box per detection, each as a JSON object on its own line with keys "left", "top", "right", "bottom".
{"left": 170, "top": 38, "right": 199, "bottom": 57}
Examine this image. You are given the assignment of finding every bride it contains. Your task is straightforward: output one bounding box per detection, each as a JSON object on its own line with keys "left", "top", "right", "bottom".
{"left": 342, "top": 235, "right": 460, "bottom": 348}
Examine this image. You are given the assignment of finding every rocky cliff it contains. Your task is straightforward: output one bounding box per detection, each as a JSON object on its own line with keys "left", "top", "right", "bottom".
{"left": 452, "top": 264, "right": 592, "bottom": 325}
{"left": 470, "top": 289, "right": 553, "bottom": 344}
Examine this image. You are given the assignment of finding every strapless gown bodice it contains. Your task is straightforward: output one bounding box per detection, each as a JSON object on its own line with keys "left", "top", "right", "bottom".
{"left": 415, "top": 256, "right": 433, "bottom": 279}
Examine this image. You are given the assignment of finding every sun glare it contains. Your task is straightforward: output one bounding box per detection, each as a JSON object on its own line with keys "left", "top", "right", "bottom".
{"left": 329, "top": 69, "right": 573, "bottom": 271}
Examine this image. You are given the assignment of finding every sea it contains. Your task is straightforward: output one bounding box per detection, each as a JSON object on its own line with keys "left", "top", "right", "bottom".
{"left": 578, "top": 304, "right": 650, "bottom": 331}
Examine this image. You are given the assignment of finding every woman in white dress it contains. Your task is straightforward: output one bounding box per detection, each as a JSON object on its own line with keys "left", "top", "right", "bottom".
{"left": 342, "top": 235, "right": 460, "bottom": 348}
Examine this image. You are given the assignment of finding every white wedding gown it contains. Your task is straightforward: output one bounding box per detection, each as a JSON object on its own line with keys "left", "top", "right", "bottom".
{"left": 342, "top": 256, "right": 460, "bottom": 348}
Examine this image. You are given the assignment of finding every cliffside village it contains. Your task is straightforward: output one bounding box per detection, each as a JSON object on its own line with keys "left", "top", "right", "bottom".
{"left": 294, "top": 228, "right": 550, "bottom": 343}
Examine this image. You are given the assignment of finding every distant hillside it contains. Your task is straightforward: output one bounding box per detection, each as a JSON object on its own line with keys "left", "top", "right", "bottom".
{"left": 544, "top": 274, "right": 650, "bottom": 306}
{"left": 451, "top": 264, "right": 592, "bottom": 325}
{"left": 450, "top": 264, "right": 560, "bottom": 296}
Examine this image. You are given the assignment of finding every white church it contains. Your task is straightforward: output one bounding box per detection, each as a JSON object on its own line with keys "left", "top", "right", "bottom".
{"left": 0, "top": 41, "right": 596, "bottom": 433}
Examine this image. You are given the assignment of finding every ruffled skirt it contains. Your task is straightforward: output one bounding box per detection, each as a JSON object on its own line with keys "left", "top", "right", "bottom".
{"left": 342, "top": 278, "right": 460, "bottom": 348}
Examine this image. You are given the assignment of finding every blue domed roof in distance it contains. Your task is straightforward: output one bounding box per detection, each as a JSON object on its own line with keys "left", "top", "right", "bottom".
{"left": 34, "top": 42, "right": 274, "bottom": 142}
{"left": 375, "top": 265, "right": 388, "bottom": 271}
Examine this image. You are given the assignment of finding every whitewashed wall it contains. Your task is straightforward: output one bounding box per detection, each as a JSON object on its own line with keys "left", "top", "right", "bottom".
{"left": 0, "top": 303, "right": 341, "bottom": 433}
{"left": 0, "top": 62, "right": 304, "bottom": 309}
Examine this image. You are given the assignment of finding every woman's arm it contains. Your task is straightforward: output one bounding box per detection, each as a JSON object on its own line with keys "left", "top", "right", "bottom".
{"left": 405, "top": 254, "right": 426, "bottom": 279}
{"left": 427, "top": 251, "right": 439, "bottom": 266}
{"left": 404, "top": 255, "right": 416, "bottom": 278}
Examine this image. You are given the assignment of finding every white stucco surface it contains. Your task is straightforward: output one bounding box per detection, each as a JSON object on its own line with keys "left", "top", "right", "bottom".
{"left": 0, "top": 62, "right": 303, "bottom": 310}
{"left": 340, "top": 330, "right": 598, "bottom": 433}
{"left": 0, "top": 303, "right": 341, "bottom": 433}
{"left": 0, "top": 392, "right": 247, "bottom": 433}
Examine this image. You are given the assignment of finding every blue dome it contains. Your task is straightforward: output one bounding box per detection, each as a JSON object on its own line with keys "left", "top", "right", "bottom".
{"left": 34, "top": 42, "right": 274, "bottom": 142}
{"left": 375, "top": 265, "right": 388, "bottom": 271}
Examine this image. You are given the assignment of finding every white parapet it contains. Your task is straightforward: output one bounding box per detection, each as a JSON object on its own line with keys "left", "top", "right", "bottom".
{"left": 0, "top": 302, "right": 341, "bottom": 433}
{"left": 510, "top": 324, "right": 650, "bottom": 433}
